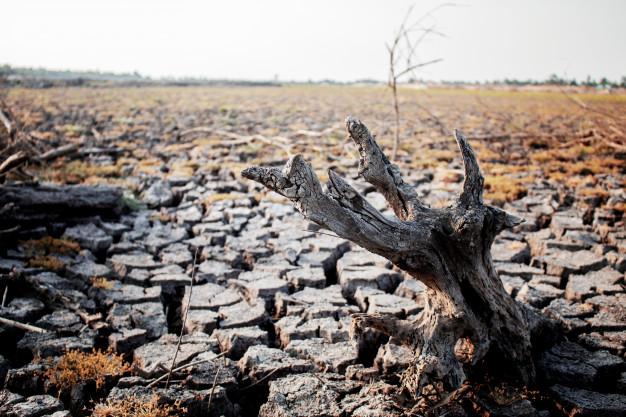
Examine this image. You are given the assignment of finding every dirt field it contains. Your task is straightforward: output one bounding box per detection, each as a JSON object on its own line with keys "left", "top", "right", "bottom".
{"left": 1, "top": 85, "right": 625, "bottom": 416}
{"left": 4, "top": 85, "right": 625, "bottom": 201}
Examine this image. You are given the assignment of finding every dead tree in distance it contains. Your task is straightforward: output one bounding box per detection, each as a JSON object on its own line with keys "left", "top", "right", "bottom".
{"left": 242, "top": 117, "right": 541, "bottom": 409}
{"left": 387, "top": 4, "right": 451, "bottom": 161}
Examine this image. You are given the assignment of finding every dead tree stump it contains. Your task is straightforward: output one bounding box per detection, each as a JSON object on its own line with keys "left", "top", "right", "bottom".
{"left": 242, "top": 117, "right": 538, "bottom": 408}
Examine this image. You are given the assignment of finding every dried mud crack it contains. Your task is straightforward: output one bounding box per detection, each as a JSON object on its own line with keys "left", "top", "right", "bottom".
{"left": 0, "top": 86, "right": 625, "bottom": 416}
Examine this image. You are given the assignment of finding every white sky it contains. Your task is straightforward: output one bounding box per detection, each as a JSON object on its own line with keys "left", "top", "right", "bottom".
{"left": 3, "top": 0, "right": 625, "bottom": 83}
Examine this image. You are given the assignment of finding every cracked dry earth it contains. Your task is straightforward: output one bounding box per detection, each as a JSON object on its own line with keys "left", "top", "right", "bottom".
{"left": 0, "top": 88, "right": 625, "bottom": 417}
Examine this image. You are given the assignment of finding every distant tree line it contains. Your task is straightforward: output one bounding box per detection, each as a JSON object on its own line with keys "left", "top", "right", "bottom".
{"left": 411, "top": 74, "right": 626, "bottom": 89}
{"left": 1, "top": 65, "right": 625, "bottom": 88}
{"left": 0, "top": 64, "right": 145, "bottom": 81}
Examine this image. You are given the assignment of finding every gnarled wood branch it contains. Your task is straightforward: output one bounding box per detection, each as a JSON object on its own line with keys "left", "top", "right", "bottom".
{"left": 242, "top": 116, "right": 536, "bottom": 409}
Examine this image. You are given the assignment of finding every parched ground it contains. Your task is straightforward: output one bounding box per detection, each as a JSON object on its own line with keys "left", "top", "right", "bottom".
{"left": 0, "top": 85, "right": 625, "bottom": 416}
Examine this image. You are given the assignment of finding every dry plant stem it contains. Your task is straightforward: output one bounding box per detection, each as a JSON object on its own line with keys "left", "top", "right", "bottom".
{"left": 207, "top": 366, "right": 222, "bottom": 413}
{"left": 238, "top": 367, "right": 281, "bottom": 392}
{"left": 165, "top": 248, "right": 198, "bottom": 389}
{"left": 179, "top": 127, "right": 292, "bottom": 156}
{"left": 146, "top": 351, "right": 228, "bottom": 388}
{"left": 32, "top": 141, "right": 84, "bottom": 163}
{"left": 242, "top": 116, "right": 535, "bottom": 404}
{"left": 0, "top": 151, "right": 28, "bottom": 176}
{"left": 0, "top": 110, "right": 14, "bottom": 142}
{"left": 1, "top": 286, "right": 7, "bottom": 310}
{"left": 0, "top": 316, "right": 48, "bottom": 333}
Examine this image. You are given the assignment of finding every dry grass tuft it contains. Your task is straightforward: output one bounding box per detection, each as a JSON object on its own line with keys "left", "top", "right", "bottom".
{"left": 25, "top": 255, "right": 66, "bottom": 272}
{"left": 21, "top": 236, "right": 80, "bottom": 255}
{"left": 20, "top": 236, "right": 81, "bottom": 272}
{"left": 39, "top": 349, "right": 131, "bottom": 391}
{"left": 483, "top": 176, "right": 528, "bottom": 203}
{"left": 92, "top": 394, "right": 187, "bottom": 417}
{"left": 36, "top": 160, "right": 124, "bottom": 184}
{"left": 92, "top": 393, "right": 187, "bottom": 417}
{"left": 90, "top": 276, "right": 114, "bottom": 290}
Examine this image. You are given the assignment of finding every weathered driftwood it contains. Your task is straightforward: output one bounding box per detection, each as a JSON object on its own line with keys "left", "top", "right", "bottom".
{"left": 0, "top": 182, "right": 122, "bottom": 230}
{"left": 242, "top": 116, "right": 537, "bottom": 407}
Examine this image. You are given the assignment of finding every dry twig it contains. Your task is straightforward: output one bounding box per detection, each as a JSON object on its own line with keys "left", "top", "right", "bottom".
{"left": 165, "top": 248, "right": 199, "bottom": 388}
{"left": 0, "top": 316, "right": 48, "bottom": 333}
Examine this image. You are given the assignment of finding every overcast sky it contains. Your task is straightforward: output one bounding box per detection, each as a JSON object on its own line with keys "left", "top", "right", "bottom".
{"left": 3, "top": 0, "right": 625, "bottom": 83}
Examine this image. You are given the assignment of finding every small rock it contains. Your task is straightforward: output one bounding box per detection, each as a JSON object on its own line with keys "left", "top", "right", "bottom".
{"left": 66, "top": 261, "right": 112, "bottom": 283}
{"left": 297, "top": 251, "right": 338, "bottom": 279}
{"left": 124, "top": 268, "right": 151, "bottom": 286}
{"left": 182, "top": 282, "right": 240, "bottom": 311}
{"left": 105, "top": 384, "right": 237, "bottom": 417}
{"left": 543, "top": 298, "right": 594, "bottom": 333}
{"left": 17, "top": 330, "right": 97, "bottom": 358}
{"left": 534, "top": 249, "right": 607, "bottom": 279}
{"left": 218, "top": 300, "right": 269, "bottom": 329}
{"left": 529, "top": 274, "right": 562, "bottom": 287}
{"left": 275, "top": 316, "right": 349, "bottom": 348}
{"left": 0, "top": 258, "right": 26, "bottom": 273}
{"left": 99, "top": 221, "right": 130, "bottom": 238}
{"left": 255, "top": 255, "right": 298, "bottom": 278}
{"left": 285, "top": 338, "right": 357, "bottom": 374}
{"left": 606, "top": 251, "right": 626, "bottom": 273}
{"left": 213, "top": 326, "right": 270, "bottom": 360}
{"left": 195, "top": 259, "right": 241, "bottom": 283}
{"left": 107, "top": 241, "right": 143, "bottom": 255}
{"left": 344, "top": 364, "right": 379, "bottom": 381}
{"left": 336, "top": 250, "right": 391, "bottom": 276}
{"left": 63, "top": 223, "right": 112, "bottom": 253}
{"left": 34, "top": 310, "right": 82, "bottom": 335}
{"left": 491, "top": 239, "right": 531, "bottom": 263}
{"left": 354, "top": 287, "right": 422, "bottom": 317}
{"left": 184, "top": 309, "right": 219, "bottom": 334}
{"left": 579, "top": 331, "right": 626, "bottom": 357}
{"left": 238, "top": 345, "right": 314, "bottom": 383}
{"left": 4, "top": 363, "right": 46, "bottom": 396}
{"left": 108, "top": 328, "right": 148, "bottom": 354}
{"left": 142, "top": 180, "right": 174, "bottom": 208}
{"left": 303, "top": 234, "right": 350, "bottom": 258}
{"left": 538, "top": 341, "right": 624, "bottom": 389}
{"left": 266, "top": 238, "right": 306, "bottom": 263}
{"left": 565, "top": 267, "right": 624, "bottom": 301}
{"left": 374, "top": 340, "right": 413, "bottom": 375}
{"left": 549, "top": 384, "right": 626, "bottom": 417}
{"left": 338, "top": 266, "right": 402, "bottom": 299}
{"left": 107, "top": 302, "right": 167, "bottom": 340}
{"left": 516, "top": 282, "right": 564, "bottom": 308}
{"left": 550, "top": 212, "right": 589, "bottom": 237}
{"left": 496, "top": 262, "right": 544, "bottom": 280}
{"left": 259, "top": 373, "right": 361, "bottom": 417}
{"left": 29, "top": 271, "right": 76, "bottom": 291}
{"left": 229, "top": 277, "right": 288, "bottom": 310}
{"left": 501, "top": 275, "right": 526, "bottom": 297}
{"left": 5, "top": 394, "right": 64, "bottom": 417}
{"left": 159, "top": 243, "right": 192, "bottom": 267}
{"left": 175, "top": 204, "right": 203, "bottom": 225}
{"left": 106, "top": 252, "right": 161, "bottom": 278}
{"left": 133, "top": 333, "right": 218, "bottom": 374}
{"left": 181, "top": 351, "right": 239, "bottom": 393}
{"left": 564, "top": 230, "right": 602, "bottom": 248}
{"left": 472, "top": 393, "right": 538, "bottom": 417}
{"left": 88, "top": 281, "right": 160, "bottom": 308}
{"left": 394, "top": 279, "right": 426, "bottom": 306}
{"left": 284, "top": 267, "right": 326, "bottom": 290}
{"left": 150, "top": 272, "right": 190, "bottom": 287}
{"left": 2, "top": 298, "right": 45, "bottom": 323}
{"left": 144, "top": 223, "right": 188, "bottom": 254}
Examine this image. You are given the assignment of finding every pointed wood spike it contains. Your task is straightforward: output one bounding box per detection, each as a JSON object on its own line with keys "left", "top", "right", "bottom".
{"left": 454, "top": 129, "right": 484, "bottom": 206}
